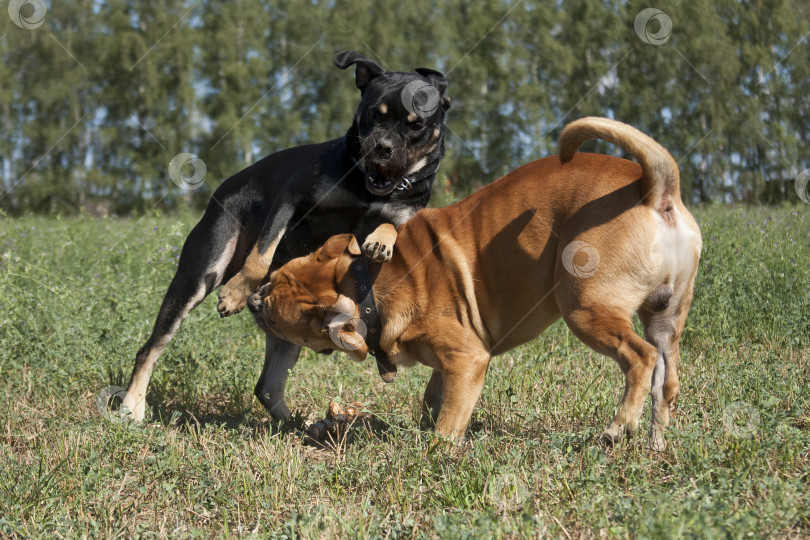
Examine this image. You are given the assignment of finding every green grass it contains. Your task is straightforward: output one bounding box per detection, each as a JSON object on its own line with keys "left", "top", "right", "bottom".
{"left": 0, "top": 204, "right": 808, "bottom": 538}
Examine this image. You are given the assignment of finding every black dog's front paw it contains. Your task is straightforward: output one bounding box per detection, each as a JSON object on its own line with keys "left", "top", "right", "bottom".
{"left": 362, "top": 240, "right": 392, "bottom": 262}
{"left": 361, "top": 224, "right": 397, "bottom": 263}
{"left": 217, "top": 274, "right": 253, "bottom": 317}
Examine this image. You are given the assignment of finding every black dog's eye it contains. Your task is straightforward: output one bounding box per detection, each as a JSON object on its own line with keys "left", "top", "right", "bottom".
{"left": 410, "top": 121, "right": 425, "bottom": 131}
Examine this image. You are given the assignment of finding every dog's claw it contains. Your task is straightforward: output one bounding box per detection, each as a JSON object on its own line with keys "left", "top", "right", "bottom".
{"left": 601, "top": 424, "right": 624, "bottom": 446}
{"left": 217, "top": 279, "right": 251, "bottom": 317}
{"left": 362, "top": 241, "right": 393, "bottom": 263}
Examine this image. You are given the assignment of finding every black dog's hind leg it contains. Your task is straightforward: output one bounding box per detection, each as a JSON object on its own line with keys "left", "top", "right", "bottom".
{"left": 254, "top": 334, "right": 302, "bottom": 420}
{"left": 217, "top": 198, "right": 296, "bottom": 316}
{"left": 122, "top": 210, "right": 245, "bottom": 421}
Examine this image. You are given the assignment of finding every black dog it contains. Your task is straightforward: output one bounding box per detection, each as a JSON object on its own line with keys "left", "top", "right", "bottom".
{"left": 122, "top": 51, "right": 450, "bottom": 422}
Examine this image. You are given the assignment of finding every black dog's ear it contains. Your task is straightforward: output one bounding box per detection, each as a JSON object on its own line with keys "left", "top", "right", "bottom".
{"left": 334, "top": 51, "right": 386, "bottom": 92}
{"left": 415, "top": 68, "right": 447, "bottom": 93}
{"left": 415, "top": 67, "right": 451, "bottom": 112}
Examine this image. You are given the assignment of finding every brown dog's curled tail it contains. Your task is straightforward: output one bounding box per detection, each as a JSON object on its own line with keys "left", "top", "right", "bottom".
{"left": 558, "top": 117, "right": 680, "bottom": 205}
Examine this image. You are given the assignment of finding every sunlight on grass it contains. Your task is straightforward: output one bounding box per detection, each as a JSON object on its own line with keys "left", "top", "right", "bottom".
{"left": 0, "top": 205, "right": 808, "bottom": 536}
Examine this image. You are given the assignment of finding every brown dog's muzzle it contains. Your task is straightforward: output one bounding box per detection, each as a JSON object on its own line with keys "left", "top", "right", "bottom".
{"left": 247, "top": 291, "right": 264, "bottom": 314}
{"left": 248, "top": 282, "right": 273, "bottom": 314}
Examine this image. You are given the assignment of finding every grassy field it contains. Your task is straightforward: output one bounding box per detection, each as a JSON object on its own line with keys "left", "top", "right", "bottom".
{"left": 1, "top": 204, "right": 808, "bottom": 538}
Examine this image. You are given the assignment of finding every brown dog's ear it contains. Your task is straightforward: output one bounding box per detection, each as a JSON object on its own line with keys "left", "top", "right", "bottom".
{"left": 346, "top": 235, "right": 361, "bottom": 256}
{"left": 318, "top": 234, "right": 362, "bottom": 262}
{"left": 324, "top": 295, "right": 368, "bottom": 361}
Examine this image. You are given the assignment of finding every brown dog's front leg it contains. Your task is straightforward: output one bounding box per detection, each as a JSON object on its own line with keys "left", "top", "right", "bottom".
{"left": 433, "top": 353, "right": 490, "bottom": 439}
{"left": 421, "top": 370, "right": 444, "bottom": 428}
{"left": 361, "top": 223, "right": 397, "bottom": 262}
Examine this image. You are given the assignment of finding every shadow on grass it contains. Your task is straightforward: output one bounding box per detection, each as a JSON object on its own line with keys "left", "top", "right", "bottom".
{"left": 139, "top": 384, "right": 406, "bottom": 452}
{"left": 298, "top": 414, "right": 410, "bottom": 452}
{"left": 107, "top": 369, "right": 622, "bottom": 455}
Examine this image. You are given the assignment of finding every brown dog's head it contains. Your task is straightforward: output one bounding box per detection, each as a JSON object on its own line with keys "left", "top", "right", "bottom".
{"left": 248, "top": 234, "right": 370, "bottom": 362}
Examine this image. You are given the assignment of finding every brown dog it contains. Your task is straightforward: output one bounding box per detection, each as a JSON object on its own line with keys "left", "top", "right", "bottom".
{"left": 249, "top": 117, "right": 702, "bottom": 450}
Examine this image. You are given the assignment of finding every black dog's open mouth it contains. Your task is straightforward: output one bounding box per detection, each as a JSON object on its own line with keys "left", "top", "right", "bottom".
{"left": 365, "top": 172, "right": 399, "bottom": 196}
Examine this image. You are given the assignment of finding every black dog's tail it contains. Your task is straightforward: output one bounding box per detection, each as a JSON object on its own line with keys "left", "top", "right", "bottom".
{"left": 558, "top": 117, "right": 680, "bottom": 206}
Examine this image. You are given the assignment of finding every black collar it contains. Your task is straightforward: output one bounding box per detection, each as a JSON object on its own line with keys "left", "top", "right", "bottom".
{"left": 398, "top": 158, "right": 441, "bottom": 190}
{"left": 348, "top": 256, "right": 397, "bottom": 383}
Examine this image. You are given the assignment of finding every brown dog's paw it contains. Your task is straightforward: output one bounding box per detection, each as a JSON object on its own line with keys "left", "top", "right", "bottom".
{"left": 217, "top": 275, "right": 254, "bottom": 317}
{"left": 601, "top": 424, "right": 624, "bottom": 446}
{"left": 647, "top": 431, "right": 668, "bottom": 453}
{"left": 362, "top": 224, "right": 397, "bottom": 263}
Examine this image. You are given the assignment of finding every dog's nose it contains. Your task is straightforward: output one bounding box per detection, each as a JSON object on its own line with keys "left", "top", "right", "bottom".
{"left": 375, "top": 140, "right": 393, "bottom": 158}
{"left": 248, "top": 292, "right": 264, "bottom": 313}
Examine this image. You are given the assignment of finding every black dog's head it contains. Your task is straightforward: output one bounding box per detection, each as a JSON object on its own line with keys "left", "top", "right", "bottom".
{"left": 335, "top": 51, "right": 451, "bottom": 196}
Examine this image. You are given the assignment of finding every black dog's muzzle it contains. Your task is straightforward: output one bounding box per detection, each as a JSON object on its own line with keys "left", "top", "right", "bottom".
{"left": 354, "top": 156, "right": 429, "bottom": 196}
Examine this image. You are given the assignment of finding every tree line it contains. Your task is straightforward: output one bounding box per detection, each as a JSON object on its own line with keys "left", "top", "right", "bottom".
{"left": 1, "top": 0, "right": 808, "bottom": 215}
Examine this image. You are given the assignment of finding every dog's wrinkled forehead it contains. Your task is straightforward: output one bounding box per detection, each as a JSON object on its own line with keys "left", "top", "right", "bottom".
{"left": 264, "top": 270, "right": 319, "bottom": 325}
{"left": 333, "top": 51, "right": 449, "bottom": 125}
{"left": 359, "top": 72, "right": 446, "bottom": 122}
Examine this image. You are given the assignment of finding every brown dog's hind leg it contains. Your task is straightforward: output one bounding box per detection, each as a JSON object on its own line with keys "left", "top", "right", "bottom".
{"left": 640, "top": 280, "right": 696, "bottom": 451}
{"left": 563, "top": 308, "right": 658, "bottom": 444}
{"left": 639, "top": 309, "right": 676, "bottom": 452}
